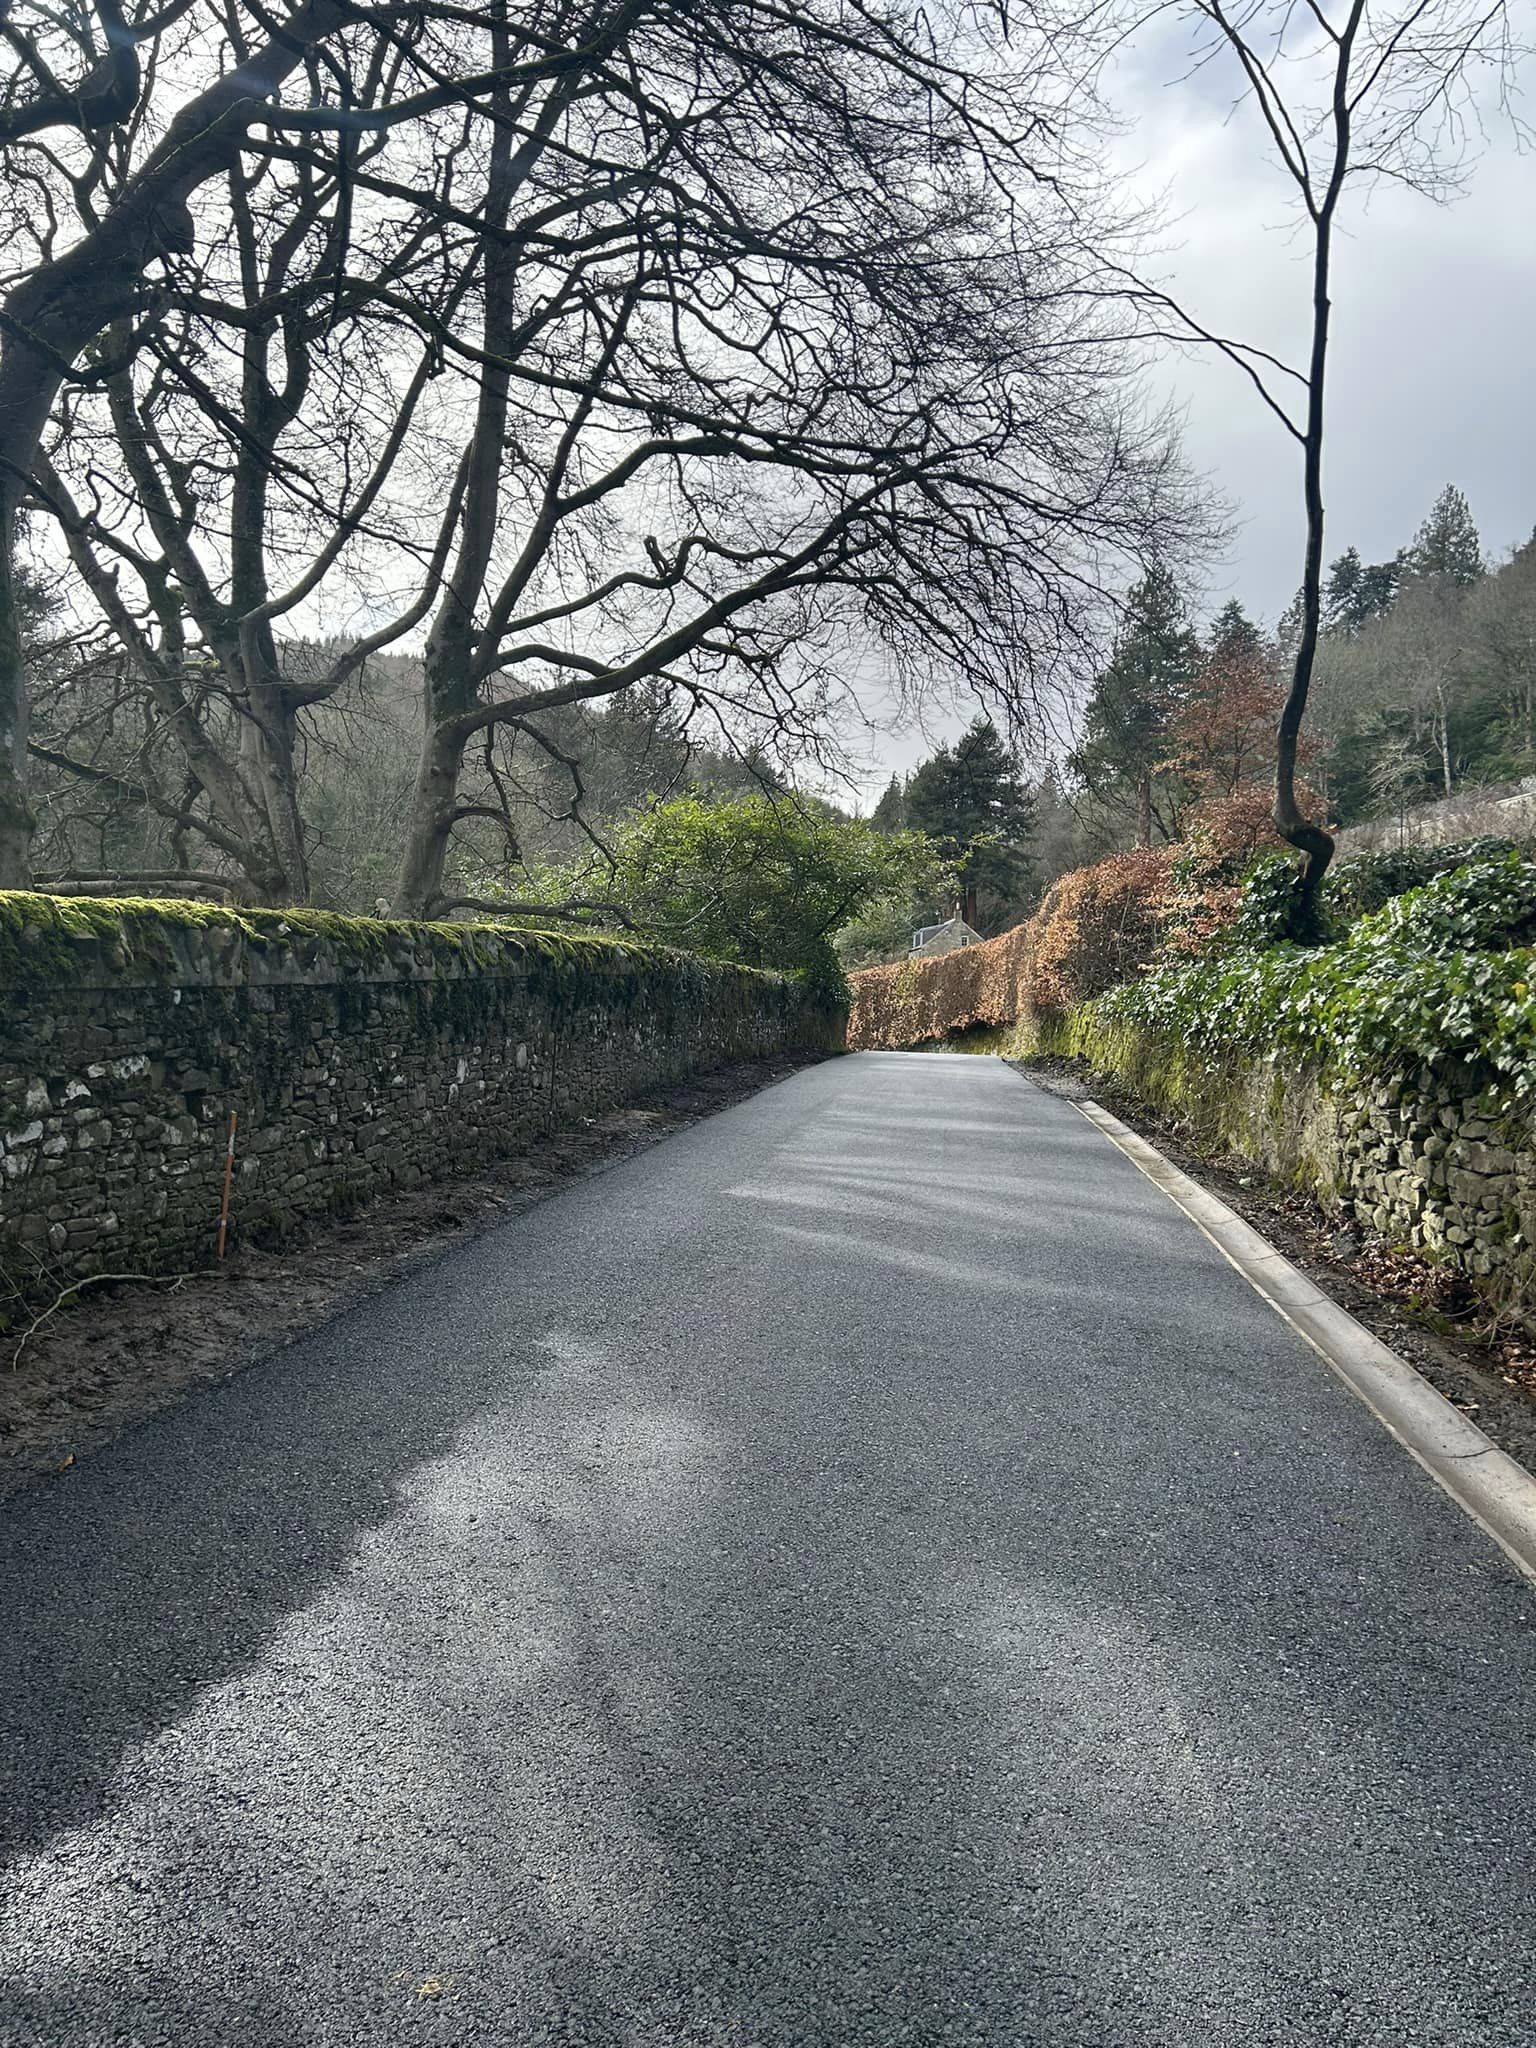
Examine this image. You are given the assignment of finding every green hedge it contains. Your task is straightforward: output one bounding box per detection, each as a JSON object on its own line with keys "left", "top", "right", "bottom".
{"left": 1325, "top": 836, "right": 1530, "bottom": 920}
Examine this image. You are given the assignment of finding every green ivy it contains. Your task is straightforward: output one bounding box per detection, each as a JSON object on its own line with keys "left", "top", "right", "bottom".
{"left": 1101, "top": 849, "right": 1536, "bottom": 1105}
{"left": 1223, "top": 853, "right": 1327, "bottom": 948}
{"left": 797, "top": 937, "right": 852, "bottom": 1011}
{"left": 1325, "top": 836, "right": 1526, "bottom": 921}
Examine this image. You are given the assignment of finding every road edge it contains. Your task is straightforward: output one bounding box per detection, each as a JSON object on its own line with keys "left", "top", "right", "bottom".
{"left": 1076, "top": 1096, "right": 1536, "bottom": 1591}
{"left": 1, "top": 1053, "right": 830, "bottom": 1503}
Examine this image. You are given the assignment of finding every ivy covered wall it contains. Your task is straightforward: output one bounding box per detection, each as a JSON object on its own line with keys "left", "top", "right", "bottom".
{"left": 848, "top": 846, "right": 1536, "bottom": 1316}
{"left": 0, "top": 895, "right": 840, "bottom": 1306}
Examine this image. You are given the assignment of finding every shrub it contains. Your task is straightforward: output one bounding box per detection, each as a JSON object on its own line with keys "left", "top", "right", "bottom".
{"left": 1184, "top": 788, "right": 1286, "bottom": 866}
{"left": 1100, "top": 848, "right": 1536, "bottom": 1103}
{"left": 847, "top": 925, "right": 1030, "bottom": 1048}
{"left": 1366, "top": 848, "right": 1536, "bottom": 956}
{"left": 849, "top": 844, "right": 1181, "bottom": 1044}
{"left": 483, "top": 791, "right": 948, "bottom": 996}
{"left": 1161, "top": 814, "right": 1273, "bottom": 957}
{"left": 1199, "top": 833, "right": 1531, "bottom": 959}
{"left": 1027, "top": 849, "right": 1174, "bottom": 1015}
{"left": 1324, "top": 836, "right": 1525, "bottom": 920}
{"left": 1220, "top": 851, "right": 1325, "bottom": 949}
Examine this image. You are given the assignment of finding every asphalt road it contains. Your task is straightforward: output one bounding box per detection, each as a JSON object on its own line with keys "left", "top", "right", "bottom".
{"left": 3, "top": 1051, "right": 1535, "bottom": 2047}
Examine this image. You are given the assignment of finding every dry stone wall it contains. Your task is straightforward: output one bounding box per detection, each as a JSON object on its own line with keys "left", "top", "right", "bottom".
{"left": 847, "top": 918, "right": 1536, "bottom": 1311}
{"left": 0, "top": 896, "right": 839, "bottom": 1306}
{"left": 1059, "top": 1012, "right": 1536, "bottom": 1312}
{"left": 1245, "top": 1062, "right": 1534, "bottom": 1285}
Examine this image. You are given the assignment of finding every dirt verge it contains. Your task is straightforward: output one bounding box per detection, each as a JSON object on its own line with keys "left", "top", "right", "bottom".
{"left": 1012, "top": 1053, "right": 1536, "bottom": 1477}
{"left": 1, "top": 1054, "right": 828, "bottom": 1501}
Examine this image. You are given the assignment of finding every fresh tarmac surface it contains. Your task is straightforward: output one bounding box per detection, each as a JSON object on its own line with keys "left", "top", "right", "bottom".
{"left": 2, "top": 1051, "right": 1534, "bottom": 2046}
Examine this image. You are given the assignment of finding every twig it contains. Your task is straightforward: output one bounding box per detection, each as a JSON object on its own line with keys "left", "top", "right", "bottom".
{"left": 9, "top": 1270, "right": 189, "bottom": 1371}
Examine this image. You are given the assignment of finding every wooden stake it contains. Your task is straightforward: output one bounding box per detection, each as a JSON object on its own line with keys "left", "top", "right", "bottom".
{"left": 217, "top": 1110, "right": 238, "bottom": 1261}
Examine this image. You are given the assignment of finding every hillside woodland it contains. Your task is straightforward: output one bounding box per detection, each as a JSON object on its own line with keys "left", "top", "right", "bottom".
{"left": 841, "top": 488, "right": 1536, "bottom": 969}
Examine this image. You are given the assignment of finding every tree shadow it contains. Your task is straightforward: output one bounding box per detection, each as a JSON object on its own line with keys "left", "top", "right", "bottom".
{"left": 4, "top": 1055, "right": 1536, "bottom": 2043}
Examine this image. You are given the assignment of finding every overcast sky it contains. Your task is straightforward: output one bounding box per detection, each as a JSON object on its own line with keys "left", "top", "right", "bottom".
{"left": 849, "top": 25, "right": 1534, "bottom": 806}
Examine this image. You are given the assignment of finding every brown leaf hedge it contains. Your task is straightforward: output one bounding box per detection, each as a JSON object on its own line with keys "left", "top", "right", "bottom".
{"left": 848, "top": 848, "right": 1178, "bottom": 1049}
{"left": 847, "top": 922, "right": 1031, "bottom": 1050}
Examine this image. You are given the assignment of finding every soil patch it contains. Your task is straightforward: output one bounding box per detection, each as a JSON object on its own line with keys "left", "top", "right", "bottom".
{"left": 1012, "top": 1053, "right": 1536, "bottom": 1477}
{"left": 1, "top": 1054, "right": 828, "bottom": 1500}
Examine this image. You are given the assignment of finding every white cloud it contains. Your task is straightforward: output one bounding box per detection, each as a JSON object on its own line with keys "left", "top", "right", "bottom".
{"left": 855, "top": 36, "right": 1533, "bottom": 799}
{"left": 1108, "top": 39, "right": 1536, "bottom": 620}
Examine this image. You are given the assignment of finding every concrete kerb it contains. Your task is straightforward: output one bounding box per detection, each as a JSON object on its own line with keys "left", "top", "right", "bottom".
{"left": 1075, "top": 1096, "right": 1536, "bottom": 1592}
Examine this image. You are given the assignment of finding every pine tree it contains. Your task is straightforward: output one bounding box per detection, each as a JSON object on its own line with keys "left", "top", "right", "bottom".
{"left": 1274, "top": 586, "right": 1306, "bottom": 664}
{"left": 906, "top": 716, "right": 1035, "bottom": 925}
{"left": 1205, "top": 599, "right": 1263, "bottom": 666}
{"left": 1357, "top": 555, "right": 1405, "bottom": 620}
{"left": 1405, "top": 484, "right": 1483, "bottom": 588}
{"left": 1070, "top": 564, "right": 1199, "bottom": 845}
{"left": 1325, "top": 547, "right": 1363, "bottom": 631}
{"left": 869, "top": 774, "right": 906, "bottom": 833}
{"left": 1324, "top": 546, "right": 1401, "bottom": 631}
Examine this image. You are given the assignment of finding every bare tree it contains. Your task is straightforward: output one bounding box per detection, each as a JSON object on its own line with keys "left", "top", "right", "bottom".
{"left": 1468, "top": 537, "right": 1536, "bottom": 758}
{"left": 0, "top": 0, "right": 645, "bottom": 885}
{"left": 27, "top": 115, "right": 479, "bottom": 900}
{"left": 387, "top": 7, "right": 1203, "bottom": 912}
{"left": 1114, "top": 0, "right": 1521, "bottom": 919}
{"left": 5, "top": 0, "right": 1203, "bottom": 906}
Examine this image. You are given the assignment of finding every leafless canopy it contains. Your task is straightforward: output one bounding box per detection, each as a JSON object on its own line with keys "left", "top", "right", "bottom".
{"left": 1102, "top": 0, "right": 1522, "bottom": 903}
{"left": 2, "top": 0, "right": 1206, "bottom": 904}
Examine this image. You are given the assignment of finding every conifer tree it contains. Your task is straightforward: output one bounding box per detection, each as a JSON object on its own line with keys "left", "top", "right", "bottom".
{"left": 1357, "top": 556, "right": 1406, "bottom": 620}
{"left": 906, "top": 717, "right": 1035, "bottom": 924}
{"left": 1205, "top": 599, "right": 1264, "bottom": 665}
{"left": 1070, "top": 565, "right": 1199, "bottom": 845}
{"left": 1325, "top": 547, "right": 1402, "bottom": 632}
{"left": 1325, "top": 548, "right": 1367, "bottom": 633}
{"left": 870, "top": 776, "right": 907, "bottom": 833}
{"left": 1405, "top": 485, "right": 1484, "bottom": 588}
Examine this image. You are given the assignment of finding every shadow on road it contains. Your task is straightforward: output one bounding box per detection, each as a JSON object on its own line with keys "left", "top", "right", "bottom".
{"left": 3, "top": 1053, "right": 1535, "bottom": 2043}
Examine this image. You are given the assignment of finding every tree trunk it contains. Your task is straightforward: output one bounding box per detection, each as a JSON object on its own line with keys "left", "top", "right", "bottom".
{"left": 1136, "top": 770, "right": 1152, "bottom": 849}
{"left": 392, "top": 24, "right": 522, "bottom": 919}
{"left": 0, "top": 544, "right": 34, "bottom": 888}
{"left": 393, "top": 712, "right": 469, "bottom": 917}
{"left": 1435, "top": 681, "right": 1453, "bottom": 798}
{"left": 238, "top": 680, "right": 311, "bottom": 904}
{"left": 1273, "top": 65, "right": 1353, "bottom": 927}
{"left": 0, "top": 0, "right": 348, "bottom": 893}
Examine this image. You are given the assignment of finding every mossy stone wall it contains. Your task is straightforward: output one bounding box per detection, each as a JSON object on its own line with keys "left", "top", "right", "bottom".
{"left": 1050, "top": 1006, "right": 1536, "bottom": 1310}
{"left": 0, "top": 895, "right": 840, "bottom": 1306}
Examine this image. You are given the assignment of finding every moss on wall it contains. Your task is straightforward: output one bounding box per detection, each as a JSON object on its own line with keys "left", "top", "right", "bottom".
{"left": 0, "top": 889, "right": 799, "bottom": 1001}
{"left": 1036, "top": 1001, "right": 1536, "bottom": 1317}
